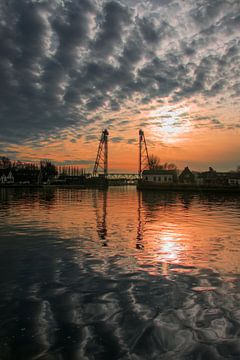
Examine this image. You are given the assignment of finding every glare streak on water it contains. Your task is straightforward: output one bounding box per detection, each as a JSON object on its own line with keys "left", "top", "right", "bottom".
{"left": 0, "top": 187, "right": 240, "bottom": 360}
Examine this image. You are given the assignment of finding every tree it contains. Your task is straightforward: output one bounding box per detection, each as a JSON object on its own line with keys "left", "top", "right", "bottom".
{"left": 149, "top": 155, "right": 161, "bottom": 170}
{"left": 40, "top": 160, "right": 58, "bottom": 182}
{"left": 148, "top": 155, "right": 177, "bottom": 171}
{"left": 0, "top": 156, "right": 11, "bottom": 169}
{"left": 162, "top": 162, "right": 177, "bottom": 170}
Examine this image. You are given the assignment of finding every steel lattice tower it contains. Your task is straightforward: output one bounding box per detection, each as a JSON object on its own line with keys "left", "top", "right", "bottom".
{"left": 138, "top": 129, "right": 150, "bottom": 178}
{"left": 93, "top": 129, "right": 109, "bottom": 177}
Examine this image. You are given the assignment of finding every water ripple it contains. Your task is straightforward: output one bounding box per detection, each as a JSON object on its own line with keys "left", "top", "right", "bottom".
{"left": 0, "top": 188, "right": 240, "bottom": 359}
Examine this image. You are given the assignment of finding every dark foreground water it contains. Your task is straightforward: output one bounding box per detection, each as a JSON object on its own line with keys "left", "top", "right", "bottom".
{"left": 0, "top": 187, "right": 240, "bottom": 360}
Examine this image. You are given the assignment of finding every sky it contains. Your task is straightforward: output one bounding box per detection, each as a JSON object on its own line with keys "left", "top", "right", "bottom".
{"left": 0, "top": 0, "right": 239, "bottom": 172}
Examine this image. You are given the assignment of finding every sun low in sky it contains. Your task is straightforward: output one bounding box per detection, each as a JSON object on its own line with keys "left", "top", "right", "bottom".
{"left": 0, "top": 0, "right": 239, "bottom": 172}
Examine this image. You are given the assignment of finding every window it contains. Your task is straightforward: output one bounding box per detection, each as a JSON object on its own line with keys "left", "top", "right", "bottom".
{"left": 164, "top": 176, "right": 167, "bottom": 182}
{"left": 158, "top": 177, "right": 161, "bottom": 181}
{"left": 153, "top": 176, "right": 156, "bottom": 181}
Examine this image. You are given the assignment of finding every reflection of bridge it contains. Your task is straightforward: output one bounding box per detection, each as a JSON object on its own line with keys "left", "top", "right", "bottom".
{"left": 94, "top": 189, "right": 143, "bottom": 249}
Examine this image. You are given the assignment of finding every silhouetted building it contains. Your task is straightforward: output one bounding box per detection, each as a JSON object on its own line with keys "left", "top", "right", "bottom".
{"left": 13, "top": 168, "right": 40, "bottom": 184}
{"left": 179, "top": 167, "right": 195, "bottom": 184}
{"left": 226, "top": 173, "right": 240, "bottom": 186}
{"left": 197, "top": 168, "right": 240, "bottom": 187}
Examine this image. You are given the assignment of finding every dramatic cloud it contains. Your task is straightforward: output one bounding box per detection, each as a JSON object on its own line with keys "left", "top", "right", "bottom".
{"left": 0, "top": 0, "right": 239, "bottom": 157}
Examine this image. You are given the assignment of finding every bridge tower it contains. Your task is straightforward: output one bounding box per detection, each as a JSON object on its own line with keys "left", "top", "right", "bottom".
{"left": 93, "top": 129, "right": 109, "bottom": 177}
{"left": 138, "top": 129, "right": 150, "bottom": 178}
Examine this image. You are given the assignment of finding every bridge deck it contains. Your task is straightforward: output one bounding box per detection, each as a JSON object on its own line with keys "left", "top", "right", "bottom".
{"left": 107, "top": 173, "right": 138, "bottom": 180}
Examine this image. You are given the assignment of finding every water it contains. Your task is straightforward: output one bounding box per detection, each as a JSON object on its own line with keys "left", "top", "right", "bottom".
{"left": 0, "top": 187, "right": 240, "bottom": 360}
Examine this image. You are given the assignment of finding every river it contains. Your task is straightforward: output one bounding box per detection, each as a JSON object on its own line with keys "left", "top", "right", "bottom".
{"left": 0, "top": 187, "right": 240, "bottom": 359}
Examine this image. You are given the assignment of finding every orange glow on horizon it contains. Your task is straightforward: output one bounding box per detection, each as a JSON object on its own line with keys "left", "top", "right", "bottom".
{"left": 7, "top": 98, "right": 240, "bottom": 172}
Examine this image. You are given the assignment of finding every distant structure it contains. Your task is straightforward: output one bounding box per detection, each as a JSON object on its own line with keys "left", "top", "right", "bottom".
{"left": 198, "top": 167, "right": 240, "bottom": 186}
{"left": 142, "top": 169, "right": 178, "bottom": 183}
{"left": 138, "top": 164, "right": 240, "bottom": 191}
{"left": 0, "top": 170, "right": 14, "bottom": 184}
{"left": 1, "top": 132, "right": 240, "bottom": 190}
{"left": 179, "top": 166, "right": 195, "bottom": 184}
{"left": 139, "top": 129, "right": 150, "bottom": 178}
{"left": 93, "top": 129, "right": 109, "bottom": 177}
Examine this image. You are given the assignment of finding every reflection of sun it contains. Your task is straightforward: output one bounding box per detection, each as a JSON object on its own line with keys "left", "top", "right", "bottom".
{"left": 149, "top": 105, "right": 191, "bottom": 143}
{"left": 155, "top": 230, "right": 184, "bottom": 263}
{"left": 160, "top": 234, "right": 179, "bottom": 260}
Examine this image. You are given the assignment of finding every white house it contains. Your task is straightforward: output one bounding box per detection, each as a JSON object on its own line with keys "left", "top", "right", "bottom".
{"left": 6, "top": 171, "right": 14, "bottom": 183}
{"left": 142, "top": 170, "right": 176, "bottom": 183}
{"left": 228, "top": 177, "right": 240, "bottom": 186}
{"left": 0, "top": 171, "right": 14, "bottom": 184}
{"left": 0, "top": 174, "right": 7, "bottom": 184}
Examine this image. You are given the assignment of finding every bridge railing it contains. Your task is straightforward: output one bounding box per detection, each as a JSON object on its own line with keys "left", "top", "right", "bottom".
{"left": 107, "top": 173, "right": 139, "bottom": 180}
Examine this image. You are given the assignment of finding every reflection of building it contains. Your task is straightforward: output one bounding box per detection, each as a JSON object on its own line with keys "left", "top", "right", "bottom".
{"left": 142, "top": 169, "right": 177, "bottom": 183}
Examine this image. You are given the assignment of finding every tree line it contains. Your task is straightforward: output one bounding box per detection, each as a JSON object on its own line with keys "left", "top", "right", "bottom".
{"left": 0, "top": 157, "right": 57, "bottom": 183}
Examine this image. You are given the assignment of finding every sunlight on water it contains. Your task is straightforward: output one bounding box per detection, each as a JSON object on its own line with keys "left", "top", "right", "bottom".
{"left": 0, "top": 187, "right": 240, "bottom": 359}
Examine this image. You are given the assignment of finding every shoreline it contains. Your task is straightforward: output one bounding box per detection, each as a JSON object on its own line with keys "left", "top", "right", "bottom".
{"left": 137, "top": 181, "right": 240, "bottom": 194}
{"left": 1, "top": 183, "right": 240, "bottom": 194}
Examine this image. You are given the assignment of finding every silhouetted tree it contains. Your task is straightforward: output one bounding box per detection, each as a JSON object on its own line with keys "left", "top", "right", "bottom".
{"left": 149, "top": 155, "right": 177, "bottom": 171}
{"left": 0, "top": 156, "right": 11, "bottom": 169}
{"left": 149, "top": 155, "right": 161, "bottom": 170}
{"left": 40, "top": 161, "right": 58, "bottom": 182}
{"left": 162, "top": 162, "right": 177, "bottom": 170}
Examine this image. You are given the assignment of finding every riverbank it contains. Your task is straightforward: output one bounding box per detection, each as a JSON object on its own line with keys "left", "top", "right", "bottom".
{"left": 137, "top": 180, "right": 240, "bottom": 193}
{"left": 0, "top": 184, "right": 87, "bottom": 189}
{"left": 0, "top": 184, "right": 43, "bottom": 188}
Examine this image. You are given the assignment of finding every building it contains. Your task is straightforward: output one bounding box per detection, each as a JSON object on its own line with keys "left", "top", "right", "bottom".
{"left": 0, "top": 173, "right": 7, "bottom": 184}
{"left": 179, "top": 167, "right": 195, "bottom": 184}
{"left": 197, "top": 168, "right": 240, "bottom": 187}
{"left": 227, "top": 173, "right": 240, "bottom": 186}
{"left": 6, "top": 171, "right": 14, "bottom": 183}
{"left": 142, "top": 169, "right": 177, "bottom": 183}
{"left": 0, "top": 170, "right": 14, "bottom": 184}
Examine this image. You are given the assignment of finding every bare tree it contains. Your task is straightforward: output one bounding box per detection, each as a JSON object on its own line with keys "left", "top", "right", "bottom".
{"left": 40, "top": 160, "right": 58, "bottom": 182}
{"left": 0, "top": 156, "right": 11, "bottom": 169}
{"left": 148, "top": 155, "right": 177, "bottom": 171}
{"left": 149, "top": 155, "right": 161, "bottom": 170}
{"left": 163, "top": 162, "right": 177, "bottom": 170}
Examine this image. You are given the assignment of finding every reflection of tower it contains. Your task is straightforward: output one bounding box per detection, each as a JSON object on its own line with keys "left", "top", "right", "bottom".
{"left": 136, "top": 190, "right": 144, "bottom": 250}
{"left": 93, "top": 129, "right": 109, "bottom": 177}
{"left": 138, "top": 129, "right": 150, "bottom": 178}
{"left": 94, "top": 190, "right": 108, "bottom": 246}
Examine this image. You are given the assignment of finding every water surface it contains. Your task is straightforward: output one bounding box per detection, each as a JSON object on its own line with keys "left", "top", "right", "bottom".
{"left": 0, "top": 187, "right": 240, "bottom": 359}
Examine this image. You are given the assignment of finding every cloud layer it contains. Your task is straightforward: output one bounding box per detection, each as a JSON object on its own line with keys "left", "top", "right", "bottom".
{"left": 0, "top": 0, "right": 239, "bottom": 150}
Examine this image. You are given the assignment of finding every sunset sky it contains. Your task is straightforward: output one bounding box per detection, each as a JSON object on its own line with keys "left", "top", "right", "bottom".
{"left": 0, "top": 0, "right": 239, "bottom": 172}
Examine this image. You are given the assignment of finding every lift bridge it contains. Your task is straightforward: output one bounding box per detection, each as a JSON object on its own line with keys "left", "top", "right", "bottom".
{"left": 92, "top": 129, "right": 150, "bottom": 183}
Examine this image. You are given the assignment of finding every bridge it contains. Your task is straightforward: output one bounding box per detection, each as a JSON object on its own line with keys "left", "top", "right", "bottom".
{"left": 107, "top": 173, "right": 138, "bottom": 180}
{"left": 93, "top": 129, "right": 150, "bottom": 180}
